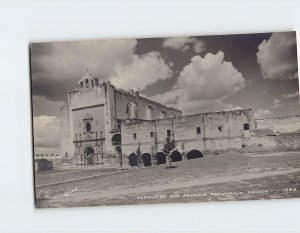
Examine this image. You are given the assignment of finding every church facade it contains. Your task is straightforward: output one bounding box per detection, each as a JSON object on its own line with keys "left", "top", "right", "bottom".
{"left": 60, "top": 71, "right": 181, "bottom": 167}
{"left": 60, "top": 72, "right": 300, "bottom": 168}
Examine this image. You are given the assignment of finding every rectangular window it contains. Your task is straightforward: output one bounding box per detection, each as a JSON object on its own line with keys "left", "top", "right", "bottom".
{"left": 196, "top": 127, "right": 201, "bottom": 134}
{"left": 150, "top": 132, "right": 154, "bottom": 137}
{"left": 133, "top": 133, "right": 137, "bottom": 140}
{"left": 243, "top": 123, "right": 250, "bottom": 130}
{"left": 218, "top": 126, "right": 223, "bottom": 132}
{"left": 167, "top": 130, "right": 171, "bottom": 137}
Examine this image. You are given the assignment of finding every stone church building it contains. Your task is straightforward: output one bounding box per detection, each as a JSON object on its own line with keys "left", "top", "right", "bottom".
{"left": 60, "top": 71, "right": 181, "bottom": 167}
{"left": 60, "top": 71, "right": 300, "bottom": 168}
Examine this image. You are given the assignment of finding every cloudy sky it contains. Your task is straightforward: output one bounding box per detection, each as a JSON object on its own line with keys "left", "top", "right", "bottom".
{"left": 31, "top": 31, "right": 299, "bottom": 153}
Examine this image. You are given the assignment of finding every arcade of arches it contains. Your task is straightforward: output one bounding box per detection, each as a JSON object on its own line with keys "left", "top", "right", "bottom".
{"left": 127, "top": 149, "right": 204, "bottom": 167}
{"left": 142, "top": 153, "right": 152, "bottom": 167}
{"left": 156, "top": 152, "right": 166, "bottom": 165}
{"left": 171, "top": 150, "right": 182, "bottom": 162}
{"left": 186, "top": 150, "right": 203, "bottom": 160}
{"left": 128, "top": 153, "right": 138, "bottom": 166}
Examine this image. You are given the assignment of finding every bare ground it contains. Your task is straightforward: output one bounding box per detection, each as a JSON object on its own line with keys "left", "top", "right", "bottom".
{"left": 35, "top": 151, "right": 300, "bottom": 208}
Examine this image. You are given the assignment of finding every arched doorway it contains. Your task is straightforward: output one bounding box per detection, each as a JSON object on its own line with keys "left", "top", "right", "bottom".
{"left": 171, "top": 150, "right": 182, "bottom": 162}
{"left": 142, "top": 153, "right": 152, "bottom": 167}
{"left": 84, "top": 147, "right": 95, "bottom": 165}
{"left": 112, "top": 134, "right": 121, "bottom": 146}
{"left": 156, "top": 152, "right": 166, "bottom": 165}
{"left": 186, "top": 149, "right": 203, "bottom": 160}
{"left": 129, "top": 153, "right": 138, "bottom": 166}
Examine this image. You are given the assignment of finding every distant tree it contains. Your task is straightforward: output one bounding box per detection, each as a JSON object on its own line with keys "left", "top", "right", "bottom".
{"left": 162, "top": 135, "right": 177, "bottom": 168}
{"left": 136, "top": 145, "right": 142, "bottom": 167}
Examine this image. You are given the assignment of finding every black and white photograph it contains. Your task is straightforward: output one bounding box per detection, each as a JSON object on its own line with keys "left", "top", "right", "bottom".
{"left": 31, "top": 31, "right": 300, "bottom": 209}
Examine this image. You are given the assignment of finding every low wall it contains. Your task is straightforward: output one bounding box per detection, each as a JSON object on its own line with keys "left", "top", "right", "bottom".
{"left": 276, "top": 133, "right": 300, "bottom": 151}
{"left": 240, "top": 132, "right": 300, "bottom": 153}
{"left": 36, "top": 159, "right": 54, "bottom": 171}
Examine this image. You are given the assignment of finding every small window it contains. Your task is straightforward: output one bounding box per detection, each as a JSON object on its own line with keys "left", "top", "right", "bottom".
{"left": 167, "top": 130, "right": 171, "bottom": 137}
{"left": 243, "top": 123, "right": 250, "bottom": 130}
{"left": 150, "top": 132, "right": 154, "bottom": 137}
{"left": 86, "top": 122, "right": 91, "bottom": 132}
{"left": 196, "top": 127, "right": 201, "bottom": 134}
{"left": 218, "top": 126, "right": 223, "bottom": 132}
{"left": 91, "top": 79, "right": 94, "bottom": 87}
{"left": 80, "top": 82, "right": 83, "bottom": 89}
{"left": 133, "top": 133, "right": 137, "bottom": 140}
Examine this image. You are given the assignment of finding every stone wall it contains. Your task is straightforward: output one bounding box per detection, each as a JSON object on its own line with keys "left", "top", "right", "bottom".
{"left": 235, "top": 130, "right": 300, "bottom": 153}
{"left": 62, "top": 74, "right": 182, "bottom": 166}
{"left": 256, "top": 115, "right": 300, "bottom": 133}
{"left": 275, "top": 132, "right": 300, "bottom": 151}
{"left": 121, "top": 109, "right": 254, "bottom": 157}
{"left": 114, "top": 87, "right": 182, "bottom": 121}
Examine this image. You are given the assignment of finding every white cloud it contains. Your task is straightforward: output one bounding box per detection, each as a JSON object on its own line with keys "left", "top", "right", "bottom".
{"left": 272, "top": 98, "right": 284, "bottom": 109}
{"left": 152, "top": 51, "right": 246, "bottom": 114}
{"left": 257, "top": 32, "right": 298, "bottom": 80}
{"left": 31, "top": 39, "right": 137, "bottom": 101}
{"left": 283, "top": 91, "right": 299, "bottom": 98}
{"left": 111, "top": 51, "right": 172, "bottom": 90}
{"left": 33, "top": 115, "right": 60, "bottom": 153}
{"left": 33, "top": 39, "right": 175, "bottom": 101}
{"left": 273, "top": 98, "right": 281, "bottom": 104}
{"left": 254, "top": 109, "right": 272, "bottom": 118}
{"left": 163, "top": 37, "right": 206, "bottom": 53}
{"left": 33, "top": 39, "right": 137, "bottom": 80}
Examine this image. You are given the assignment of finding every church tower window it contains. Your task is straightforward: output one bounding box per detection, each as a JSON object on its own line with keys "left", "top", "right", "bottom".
{"left": 86, "top": 122, "right": 91, "bottom": 133}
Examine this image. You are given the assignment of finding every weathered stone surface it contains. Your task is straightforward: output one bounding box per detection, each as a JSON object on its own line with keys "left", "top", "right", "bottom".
{"left": 60, "top": 71, "right": 300, "bottom": 169}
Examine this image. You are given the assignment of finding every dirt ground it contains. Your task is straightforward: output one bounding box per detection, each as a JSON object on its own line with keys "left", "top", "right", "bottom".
{"left": 35, "top": 151, "right": 300, "bottom": 208}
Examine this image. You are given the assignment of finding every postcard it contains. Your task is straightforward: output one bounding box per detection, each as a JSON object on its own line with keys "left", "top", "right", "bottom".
{"left": 31, "top": 31, "right": 300, "bottom": 208}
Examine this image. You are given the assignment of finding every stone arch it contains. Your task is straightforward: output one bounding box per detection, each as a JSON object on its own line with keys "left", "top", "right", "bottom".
{"left": 112, "top": 133, "right": 121, "bottom": 146}
{"left": 128, "top": 153, "right": 138, "bottom": 167}
{"left": 156, "top": 152, "right": 167, "bottom": 165}
{"left": 186, "top": 149, "right": 203, "bottom": 160}
{"left": 84, "top": 146, "right": 95, "bottom": 165}
{"left": 171, "top": 150, "right": 182, "bottom": 162}
{"left": 142, "top": 153, "right": 152, "bottom": 167}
